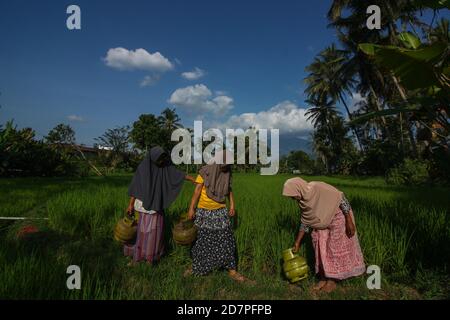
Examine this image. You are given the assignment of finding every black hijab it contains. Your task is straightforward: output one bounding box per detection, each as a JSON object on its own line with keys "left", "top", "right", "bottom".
{"left": 128, "top": 146, "right": 185, "bottom": 211}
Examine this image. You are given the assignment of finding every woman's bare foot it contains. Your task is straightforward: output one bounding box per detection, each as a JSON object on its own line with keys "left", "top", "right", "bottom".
{"left": 321, "top": 280, "right": 337, "bottom": 293}
{"left": 183, "top": 267, "right": 193, "bottom": 278}
{"left": 228, "top": 270, "right": 256, "bottom": 285}
{"left": 126, "top": 260, "right": 137, "bottom": 267}
{"left": 311, "top": 280, "right": 327, "bottom": 291}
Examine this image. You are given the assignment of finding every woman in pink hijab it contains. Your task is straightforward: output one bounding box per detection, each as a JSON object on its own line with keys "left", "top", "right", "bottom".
{"left": 282, "top": 177, "right": 365, "bottom": 293}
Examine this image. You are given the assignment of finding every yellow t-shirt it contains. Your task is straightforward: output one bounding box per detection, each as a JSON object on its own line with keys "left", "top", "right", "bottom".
{"left": 195, "top": 175, "right": 226, "bottom": 210}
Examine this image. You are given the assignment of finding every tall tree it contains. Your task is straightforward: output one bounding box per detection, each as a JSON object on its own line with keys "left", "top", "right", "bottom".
{"left": 304, "top": 44, "right": 363, "bottom": 149}
{"left": 130, "top": 114, "right": 163, "bottom": 152}
{"left": 158, "top": 108, "right": 182, "bottom": 133}
{"left": 45, "top": 123, "right": 76, "bottom": 145}
{"left": 305, "top": 95, "right": 341, "bottom": 139}
{"left": 327, "top": 0, "right": 424, "bottom": 157}
{"left": 158, "top": 108, "right": 183, "bottom": 151}
{"left": 95, "top": 126, "right": 130, "bottom": 154}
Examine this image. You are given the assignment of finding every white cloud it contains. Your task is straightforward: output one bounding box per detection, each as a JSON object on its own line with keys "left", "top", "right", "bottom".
{"left": 181, "top": 67, "right": 206, "bottom": 80}
{"left": 215, "top": 90, "right": 227, "bottom": 96}
{"left": 103, "top": 47, "right": 174, "bottom": 72}
{"left": 67, "top": 115, "right": 84, "bottom": 122}
{"left": 168, "top": 84, "right": 233, "bottom": 116}
{"left": 350, "top": 92, "right": 367, "bottom": 112}
{"left": 140, "top": 74, "right": 161, "bottom": 87}
{"left": 221, "top": 101, "right": 313, "bottom": 134}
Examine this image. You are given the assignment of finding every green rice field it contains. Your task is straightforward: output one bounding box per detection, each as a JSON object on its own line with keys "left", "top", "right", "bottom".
{"left": 0, "top": 174, "right": 449, "bottom": 299}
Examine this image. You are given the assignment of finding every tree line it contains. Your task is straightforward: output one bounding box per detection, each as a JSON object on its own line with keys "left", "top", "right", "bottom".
{"left": 0, "top": 108, "right": 184, "bottom": 177}
{"left": 1, "top": 0, "right": 448, "bottom": 184}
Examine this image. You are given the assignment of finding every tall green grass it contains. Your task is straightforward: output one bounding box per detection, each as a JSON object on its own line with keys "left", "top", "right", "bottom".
{"left": 0, "top": 174, "right": 448, "bottom": 299}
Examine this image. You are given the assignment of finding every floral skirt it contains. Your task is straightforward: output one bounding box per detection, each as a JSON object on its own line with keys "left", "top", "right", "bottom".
{"left": 191, "top": 207, "right": 237, "bottom": 275}
{"left": 123, "top": 211, "right": 164, "bottom": 264}
{"left": 311, "top": 208, "right": 366, "bottom": 280}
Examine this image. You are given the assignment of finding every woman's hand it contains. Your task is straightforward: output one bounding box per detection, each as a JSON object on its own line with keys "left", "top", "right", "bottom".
{"left": 292, "top": 228, "right": 305, "bottom": 253}
{"left": 187, "top": 208, "right": 196, "bottom": 220}
{"left": 292, "top": 241, "right": 301, "bottom": 253}
{"left": 126, "top": 198, "right": 135, "bottom": 217}
{"left": 345, "top": 215, "right": 356, "bottom": 238}
{"left": 187, "top": 183, "right": 202, "bottom": 221}
{"left": 185, "top": 175, "right": 196, "bottom": 184}
{"left": 228, "top": 191, "right": 235, "bottom": 217}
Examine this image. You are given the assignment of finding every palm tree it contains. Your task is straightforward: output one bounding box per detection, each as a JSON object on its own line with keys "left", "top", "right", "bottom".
{"left": 327, "top": 0, "right": 423, "bottom": 157}
{"left": 328, "top": 0, "right": 422, "bottom": 37}
{"left": 304, "top": 44, "right": 363, "bottom": 150}
{"left": 335, "top": 29, "right": 393, "bottom": 140}
{"left": 305, "top": 95, "right": 341, "bottom": 141}
{"left": 158, "top": 108, "right": 182, "bottom": 133}
{"left": 428, "top": 18, "right": 449, "bottom": 44}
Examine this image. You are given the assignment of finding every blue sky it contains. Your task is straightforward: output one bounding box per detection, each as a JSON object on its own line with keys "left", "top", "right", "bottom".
{"left": 0, "top": 1, "right": 443, "bottom": 146}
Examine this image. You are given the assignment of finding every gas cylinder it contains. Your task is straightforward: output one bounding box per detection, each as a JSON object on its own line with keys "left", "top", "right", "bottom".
{"left": 282, "top": 248, "right": 309, "bottom": 283}
{"left": 113, "top": 214, "right": 137, "bottom": 244}
{"left": 172, "top": 218, "right": 197, "bottom": 245}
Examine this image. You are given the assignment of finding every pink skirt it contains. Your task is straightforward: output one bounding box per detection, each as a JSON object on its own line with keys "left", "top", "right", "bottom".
{"left": 311, "top": 208, "right": 366, "bottom": 280}
{"left": 124, "top": 211, "right": 164, "bottom": 263}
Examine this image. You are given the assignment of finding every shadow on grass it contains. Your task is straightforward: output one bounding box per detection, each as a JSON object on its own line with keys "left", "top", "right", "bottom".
{"left": 0, "top": 225, "right": 129, "bottom": 299}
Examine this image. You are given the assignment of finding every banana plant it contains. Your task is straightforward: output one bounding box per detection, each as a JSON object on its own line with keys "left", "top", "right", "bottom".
{"left": 358, "top": 36, "right": 448, "bottom": 90}
{"left": 353, "top": 29, "right": 449, "bottom": 134}
{"left": 412, "top": 0, "right": 450, "bottom": 10}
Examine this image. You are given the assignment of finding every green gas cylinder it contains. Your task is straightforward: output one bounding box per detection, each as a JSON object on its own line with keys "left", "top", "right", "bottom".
{"left": 172, "top": 218, "right": 197, "bottom": 245}
{"left": 282, "top": 248, "right": 309, "bottom": 283}
{"left": 114, "top": 214, "right": 137, "bottom": 244}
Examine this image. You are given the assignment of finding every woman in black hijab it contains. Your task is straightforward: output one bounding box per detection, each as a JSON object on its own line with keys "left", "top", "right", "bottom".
{"left": 124, "top": 146, "right": 194, "bottom": 265}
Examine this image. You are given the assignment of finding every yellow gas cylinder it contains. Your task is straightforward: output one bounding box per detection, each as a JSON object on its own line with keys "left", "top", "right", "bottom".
{"left": 114, "top": 214, "right": 137, "bottom": 244}
{"left": 172, "top": 218, "right": 197, "bottom": 245}
{"left": 282, "top": 248, "right": 309, "bottom": 283}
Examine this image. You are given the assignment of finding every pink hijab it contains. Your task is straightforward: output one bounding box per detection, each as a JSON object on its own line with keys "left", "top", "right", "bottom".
{"left": 282, "top": 177, "right": 343, "bottom": 229}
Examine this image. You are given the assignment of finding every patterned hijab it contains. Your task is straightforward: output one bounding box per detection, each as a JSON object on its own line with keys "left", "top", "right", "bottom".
{"left": 282, "top": 177, "right": 343, "bottom": 229}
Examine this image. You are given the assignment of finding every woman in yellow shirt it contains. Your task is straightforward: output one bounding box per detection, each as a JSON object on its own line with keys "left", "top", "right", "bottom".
{"left": 185, "top": 151, "right": 251, "bottom": 283}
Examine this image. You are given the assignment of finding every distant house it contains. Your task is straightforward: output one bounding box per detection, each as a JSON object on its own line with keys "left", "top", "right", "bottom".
{"left": 77, "top": 145, "right": 101, "bottom": 154}
{"left": 97, "top": 145, "right": 113, "bottom": 151}
{"left": 51, "top": 143, "right": 108, "bottom": 159}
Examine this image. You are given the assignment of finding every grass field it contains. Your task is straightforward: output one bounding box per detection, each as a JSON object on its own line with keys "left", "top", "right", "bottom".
{"left": 0, "top": 174, "right": 449, "bottom": 300}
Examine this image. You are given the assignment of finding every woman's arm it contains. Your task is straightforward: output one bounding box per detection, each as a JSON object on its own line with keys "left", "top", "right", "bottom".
{"left": 345, "top": 214, "right": 356, "bottom": 238}
{"left": 293, "top": 228, "right": 306, "bottom": 253}
{"left": 127, "top": 196, "right": 136, "bottom": 215}
{"left": 228, "top": 191, "right": 235, "bottom": 217}
{"left": 185, "top": 175, "right": 196, "bottom": 183}
{"left": 187, "top": 183, "right": 203, "bottom": 220}
{"left": 340, "top": 195, "right": 356, "bottom": 238}
{"left": 293, "top": 223, "right": 311, "bottom": 253}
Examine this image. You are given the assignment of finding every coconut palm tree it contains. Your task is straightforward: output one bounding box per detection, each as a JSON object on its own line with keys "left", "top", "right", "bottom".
{"left": 304, "top": 44, "right": 364, "bottom": 150}
{"left": 305, "top": 95, "right": 341, "bottom": 141}
{"left": 428, "top": 18, "right": 449, "bottom": 44}
{"left": 327, "top": 0, "right": 423, "bottom": 157}
{"left": 158, "top": 108, "right": 182, "bottom": 133}
{"left": 335, "top": 29, "right": 393, "bottom": 140}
